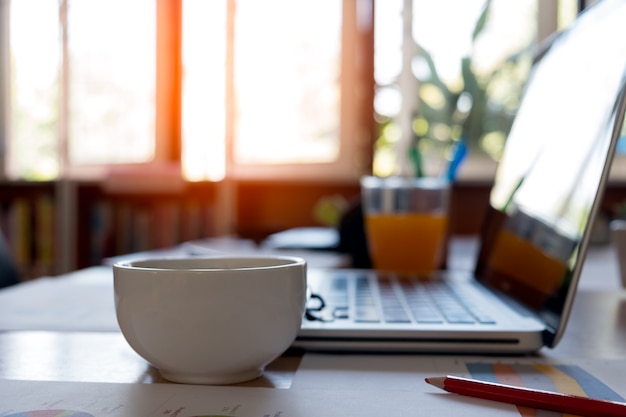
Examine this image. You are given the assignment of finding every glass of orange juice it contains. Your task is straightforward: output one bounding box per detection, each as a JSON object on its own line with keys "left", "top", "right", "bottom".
{"left": 361, "top": 176, "right": 450, "bottom": 277}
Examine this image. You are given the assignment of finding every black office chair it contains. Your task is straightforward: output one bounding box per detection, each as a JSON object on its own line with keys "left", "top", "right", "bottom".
{"left": 0, "top": 228, "right": 20, "bottom": 289}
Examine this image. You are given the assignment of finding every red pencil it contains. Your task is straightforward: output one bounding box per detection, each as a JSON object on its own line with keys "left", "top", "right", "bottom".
{"left": 425, "top": 375, "right": 626, "bottom": 417}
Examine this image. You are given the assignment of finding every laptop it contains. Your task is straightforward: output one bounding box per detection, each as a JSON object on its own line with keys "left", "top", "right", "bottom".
{"left": 294, "top": 0, "right": 626, "bottom": 354}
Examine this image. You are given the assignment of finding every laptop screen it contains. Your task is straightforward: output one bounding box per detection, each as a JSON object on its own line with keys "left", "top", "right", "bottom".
{"left": 474, "top": 0, "right": 626, "bottom": 346}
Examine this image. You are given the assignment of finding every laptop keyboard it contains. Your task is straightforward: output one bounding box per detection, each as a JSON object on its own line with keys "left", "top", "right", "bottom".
{"left": 308, "top": 274, "right": 497, "bottom": 325}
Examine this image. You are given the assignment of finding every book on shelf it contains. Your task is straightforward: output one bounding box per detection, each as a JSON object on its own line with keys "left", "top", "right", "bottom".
{"left": 2, "top": 194, "right": 56, "bottom": 279}
{"left": 88, "top": 198, "right": 216, "bottom": 264}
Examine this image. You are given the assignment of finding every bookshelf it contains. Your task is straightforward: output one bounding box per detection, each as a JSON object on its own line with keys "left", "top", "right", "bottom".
{"left": 0, "top": 179, "right": 363, "bottom": 279}
{"left": 74, "top": 182, "right": 219, "bottom": 270}
{"left": 3, "top": 177, "right": 625, "bottom": 281}
{"left": 0, "top": 182, "right": 56, "bottom": 279}
{"left": 0, "top": 180, "right": 220, "bottom": 277}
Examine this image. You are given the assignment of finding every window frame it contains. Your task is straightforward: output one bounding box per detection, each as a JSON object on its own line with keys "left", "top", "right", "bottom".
{"left": 62, "top": 0, "right": 178, "bottom": 181}
{"left": 1, "top": 0, "right": 607, "bottom": 184}
{"left": 212, "top": 0, "right": 375, "bottom": 182}
{"left": 44, "top": 0, "right": 375, "bottom": 183}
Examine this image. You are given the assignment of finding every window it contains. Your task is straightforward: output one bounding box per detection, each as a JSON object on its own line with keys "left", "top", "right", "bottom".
{"left": 3, "top": 0, "right": 157, "bottom": 180}
{"left": 1, "top": 0, "right": 583, "bottom": 183}
{"left": 181, "top": 0, "right": 373, "bottom": 182}
{"left": 67, "top": 0, "right": 156, "bottom": 166}
{"left": 4, "top": 0, "right": 61, "bottom": 180}
{"left": 372, "top": 0, "right": 580, "bottom": 179}
{"left": 1, "top": 0, "right": 373, "bottom": 183}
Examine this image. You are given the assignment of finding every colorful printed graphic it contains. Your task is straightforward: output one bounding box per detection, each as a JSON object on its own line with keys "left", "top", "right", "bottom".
{"left": 5, "top": 411, "right": 94, "bottom": 417}
{"left": 466, "top": 363, "right": 624, "bottom": 416}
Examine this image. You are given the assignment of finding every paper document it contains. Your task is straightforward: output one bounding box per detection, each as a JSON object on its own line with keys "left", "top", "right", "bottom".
{"left": 0, "top": 379, "right": 516, "bottom": 417}
{"left": 2, "top": 357, "right": 625, "bottom": 417}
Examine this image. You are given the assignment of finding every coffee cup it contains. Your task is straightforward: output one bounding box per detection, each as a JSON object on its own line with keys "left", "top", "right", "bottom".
{"left": 112, "top": 256, "right": 307, "bottom": 385}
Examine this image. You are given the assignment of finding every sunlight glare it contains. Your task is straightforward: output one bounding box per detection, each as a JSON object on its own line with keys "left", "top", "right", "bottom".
{"left": 9, "top": 0, "right": 60, "bottom": 179}
{"left": 234, "top": 0, "right": 341, "bottom": 164}
{"left": 182, "top": 0, "right": 227, "bottom": 181}
{"left": 68, "top": 0, "right": 156, "bottom": 164}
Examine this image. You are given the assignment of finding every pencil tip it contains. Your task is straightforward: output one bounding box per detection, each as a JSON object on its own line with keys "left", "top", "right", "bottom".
{"left": 425, "top": 376, "right": 445, "bottom": 389}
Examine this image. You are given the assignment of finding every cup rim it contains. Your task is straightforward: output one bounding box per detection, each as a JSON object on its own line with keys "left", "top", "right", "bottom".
{"left": 360, "top": 175, "right": 449, "bottom": 189}
{"left": 113, "top": 255, "right": 306, "bottom": 272}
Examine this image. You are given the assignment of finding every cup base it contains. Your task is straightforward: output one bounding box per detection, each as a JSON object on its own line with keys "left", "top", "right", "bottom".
{"left": 159, "top": 368, "right": 263, "bottom": 385}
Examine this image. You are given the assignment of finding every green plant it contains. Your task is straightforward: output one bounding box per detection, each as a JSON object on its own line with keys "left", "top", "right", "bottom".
{"left": 375, "top": 0, "right": 534, "bottom": 177}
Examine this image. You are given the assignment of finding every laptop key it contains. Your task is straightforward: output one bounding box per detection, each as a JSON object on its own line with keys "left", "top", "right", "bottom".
{"left": 354, "top": 276, "right": 380, "bottom": 322}
{"left": 355, "top": 307, "right": 380, "bottom": 322}
{"left": 383, "top": 307, "right": 411, "bottom": 323}
{"left": 331, "top": 276, "right": 348, "bottom": 290}
{"left": 412, "top": 308, "right": 445, "bottom": 323}
{"left": 327, "top": 294, "right": 349, "bottom": 309}
{"left": 475, "top": 314, "right": 497, "bottom": 324}
{"left": 378, "top": 279, "right": 412, "bottom": 323}
{"left": 442, "top": 312, "right": 476, "bottom": 324}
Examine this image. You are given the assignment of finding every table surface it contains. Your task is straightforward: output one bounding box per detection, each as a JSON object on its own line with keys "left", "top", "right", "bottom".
{"left": 1, "top": 238, "right": 625, "bottom": 389}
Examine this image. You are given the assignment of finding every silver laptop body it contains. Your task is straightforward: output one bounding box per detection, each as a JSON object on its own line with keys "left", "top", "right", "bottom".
{"left": 295, "top": 0, "right": 626, "bottom": 354}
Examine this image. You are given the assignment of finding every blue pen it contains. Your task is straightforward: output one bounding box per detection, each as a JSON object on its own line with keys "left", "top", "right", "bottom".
{"left": 445, "top": 141, "right": 467, "bottom": 181}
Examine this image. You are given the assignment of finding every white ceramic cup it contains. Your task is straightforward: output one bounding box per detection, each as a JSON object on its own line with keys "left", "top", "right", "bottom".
{"left": 112, "top": 256, "right": 307, "bottom": 385}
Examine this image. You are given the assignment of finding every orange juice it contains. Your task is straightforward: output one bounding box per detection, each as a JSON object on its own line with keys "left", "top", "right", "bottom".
{"left": 365, "top": 212, "right": 448, "bottom": 276}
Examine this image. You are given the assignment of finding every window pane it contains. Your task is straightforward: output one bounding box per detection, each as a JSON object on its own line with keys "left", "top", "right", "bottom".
{"left": 234, "top": 0, "right": 342, "bottom": 165}
{"left": 8, "top": 0, "right": 60, "bottom": 180}
{"left": 67, "top": 0, "right": 155, "bottom": 165}
{"left": 181, "top": 0, "right": 227, "bottom": 182}
{"left": 374, "top": 0, "right": 402, "bottom": 88}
